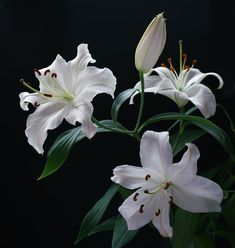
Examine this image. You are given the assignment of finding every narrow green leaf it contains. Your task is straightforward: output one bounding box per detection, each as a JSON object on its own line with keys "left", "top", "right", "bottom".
{"left": 223, "top": 175, "right": 235, "bottom": 190}
{"left": 222, "top": 192, "right": 235, "bottom": 232}
{"left": 38, "top": 126, "right": 83, "bottom": 180}
{"left": 172, "top": 208, "right": 199, "bottom": 248}
{"left": 111, "top": 88, "right": 137, "bottom": 123}
{"left": 170, "top": 129, "right": 206, "bottom": 156}
{"left": 112, "top": 215, "right": 138, "bottom": 248}
{"left": 141, "top": 113, "right": 234, "bottom": 157}
{"left": 39, "top": 120, "right": 118, "bottom": 180}
{"left": 88, "top": 216, "right": 117, "bottom": 236}
{"left": 75, "top": 184, "right": 119, "bottom": 244}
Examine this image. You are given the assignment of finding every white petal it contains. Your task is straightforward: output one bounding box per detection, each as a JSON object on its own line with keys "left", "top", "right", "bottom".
{"left": 119, "top": 189, "right": 157, "bottom": 230}
{"left": 153, "top": 67, "right": 178, "bottom": 86}
{"left": 170, "top": 143, "right": 200, "bottom": 179}
{"left": 65, "top": 102, "right": 97, "bottom": 139}
{"left": 184, "top": 68, "right": 224, "bottom": 90}
{"left": 171, "top": 175, "right": 223, "bottom": 213}
{"left": 111, "top": 165, "right": 154, "bottom": 189}
{"left": 130, "top": 75, "right": 175, "bottom": 104}
{"left": 19, "top": 92, "right": 47, "bottom": 111}
{"left": 25, "top": 101, "right": 70, "bottom": 154}
{"left": 152, "top": 191, "right": 173, "bottom": 238}
{"left": 186, "top": 84, "right": 216, "bottom": 118}
{"left": 74, "top": 66, "right": 116, "bottom": 102}
{"left": 140, "top": 131, "right": 172, "bottom": 176}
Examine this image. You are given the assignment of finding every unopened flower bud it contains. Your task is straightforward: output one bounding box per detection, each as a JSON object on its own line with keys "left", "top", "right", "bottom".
{"left": 135, "top": 12, "right": 166, "bottom": 73}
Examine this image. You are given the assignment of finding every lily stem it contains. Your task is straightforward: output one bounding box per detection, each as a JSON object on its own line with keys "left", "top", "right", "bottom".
{"left": 134, "top": 71, "right": 145, "bottom": 134}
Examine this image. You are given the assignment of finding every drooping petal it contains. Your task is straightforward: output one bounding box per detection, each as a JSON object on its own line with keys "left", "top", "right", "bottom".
{"left": 186, "top": 84, "right": 216, "bottom": 118}
{"left": 170, "top": 143, "right": 200, "bottom": 179}
{"left": 74, "top": 66, "right": 116, "bottom": 102}
{"left": 152, "top": 191, "right": 173, "bottom": 238}
{"left": 19, "top": 92, "right": 47, "bottom": 111}
{"left": 119, "top": 189, "right": 157, "bottom": 230}
{"left": 25, "top": 101, "right": 70, "bottom": 154}
{"left": 140, "top": 131, "right": 172, "bottom": 176}
{"left": 171, "top": 175, "right": 223, "bottom": 213}
{"left": 184, "top": 68, "right": 223, "bottom": 90}
{"left": 111, "top": 165, "right": 149, "bottom": 189}
{"left": 65, "top": 102, "right": 97, "bottom": 139}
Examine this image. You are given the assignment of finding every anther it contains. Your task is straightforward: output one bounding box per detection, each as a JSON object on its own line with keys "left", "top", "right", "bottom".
{"left": 133, "top": 193, "right": 139, "bottom": 201}
{"left": 161, "top": 63, "right": 166, "bottom": 67}
{"left": 145, "top": 174, "right": 151, "bottom": 181}
{"left": 144, "top": 189, "right": 149, "bottom": 194}
{"left": 164, "top": 182, "right": 170, "bottom": 190}
{"left": 139, "top": 204, "right": 144, "bottom": 213}
{"left": 34, "top": 102, "right": 40, "bottom": 107}
{"left": 168, "top": 196, "right": 173, "bottom": 205}
{"left": 155, "top": 209, "right": 161, "bottom": 216}
{"left": 192, "top": 59, "right": 197, "bottom": 65}
{"left": 51, "top": 73, "right": 57, "bottom": 78}
{"left": 44, "top": 69, "right": 50, "bottom": 76}
{"left": 182, "top": 53, "right": 187, "bottom": 62}
{"left": 43, "top": 93, "right": 52, "bottom": 97}
{"left": 33, "top": 68, "right": 41, "bottom": 76}
{"left": 184, "top": 65, "right": 190, "bottom": 71}
{"left": 167, "top": 58, "right": 175, "bottom": 71}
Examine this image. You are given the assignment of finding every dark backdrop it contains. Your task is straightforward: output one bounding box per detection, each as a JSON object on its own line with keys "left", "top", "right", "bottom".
{"left": 1, "top": 0, "right": 235, "bottom": 247}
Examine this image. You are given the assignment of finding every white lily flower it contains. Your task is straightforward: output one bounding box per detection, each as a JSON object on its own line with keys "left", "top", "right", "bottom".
{"left": 111, "top": 131, "right": 223, "bottom": 238}
{"left": 131, "top": 52, "right": 223, "bottom": 118}
{"left": 19, "top": 44, "right": 116, "bottom": 154}
{"left": 135, "top": 12, "right": 166, "bottom": 73}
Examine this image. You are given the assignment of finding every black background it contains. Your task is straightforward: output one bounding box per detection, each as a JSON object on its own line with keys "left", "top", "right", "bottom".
{"left": 1, "top": 0, "right": 235, "bottom": 247}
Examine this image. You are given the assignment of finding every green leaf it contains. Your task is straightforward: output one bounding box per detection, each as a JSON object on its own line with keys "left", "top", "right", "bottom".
{"left": 172, "top": 208, "right": 199, "bottom": 248}
{"left": 222, "top": 192, "right": 235, "bottom": 232}
{"left": 88, "top": 216, "right": 117, "bottom": 236}
{"left": 193, "top": 235, "right": 214, "bottom": 248}
{"left": 223, "top": 175, "right": 235, "bottom": 190}
{"left": 75, "top": 184, "right": 119, "bottom": 244}
{"left": 111, "top": 88, "right": 137, "bottom": 123}
{"left": 141, "top": 112, "right": 234, "bottom": 158}
{"left": 39, "top": 120, "right": 118, "bottom": 180}
{"left": 170, "top": 129, "right": 206, "bottom": 156}
{"left": 112, "top": 215, "right": 139, "bottom": 248}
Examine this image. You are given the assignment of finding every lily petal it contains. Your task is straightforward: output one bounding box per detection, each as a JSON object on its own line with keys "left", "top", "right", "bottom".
{"left": 65, "top": 102, "right": 97, "bottom": 139}
{"left": 152, "top": 191, "right": 173, "bottom": 238}
{"left": 186, "top": 84, "right": 216, "bottom": 118}
{"left": 171, "top": 175, "right": 223, "bottom": 212}
{"left": 184, "top": 68, "right": 223, "bottom": 90}
{"left": 25, "top": 101, "right": 70, "bottom": 154}
{"left": 19, "top": 92, "right": 47, "bottom": 111}
{"left": 140, "top": 131, "right": 172, "bottom": 176}
{"left": 74, "top": 66, "right": 116, "bottom": 102}
{"left": 119, "top": 189, "right": 157, "bottom": 230}
{"left": 111, "top": 165, "right": 148, "bottom": 189}
{"left": 170, "top": 143, "right": 199, "bottom": 179}
{"left": 153, "top": 67, "right": 178, "bottom": 86}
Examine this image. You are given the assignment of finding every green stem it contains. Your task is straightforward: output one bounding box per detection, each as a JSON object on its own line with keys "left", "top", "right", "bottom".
{"left": 134, "top": 71, "right": 145, "bottom": 133}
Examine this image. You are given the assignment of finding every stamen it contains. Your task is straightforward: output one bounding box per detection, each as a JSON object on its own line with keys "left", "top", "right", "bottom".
{"left": 164, "top": 182, "right": 170, "bottom": 190}
{"left": 182, "top": 53, "right": 187, "bottom": 63}
{"left": 33, "top": 68, "right": 41, "bottom": 76}
{"left": 43, "top": 93, "right": 52, "bottom": 97}
{"left": 51, "top": 73, "right": 57, "bottom": 78}
{"left": 44, "top": 69, "right": 50, "bottom": 75}
{"left": 133, "top": 193, "right": 139, "bottom": 201}
{"left": 167, "top": 58, "right": 176, "bottom": 72}
{"left": 145, "top": 174, "right": 151, "bottom": 181}
{"left": 161, "top": 63, "right": 166, "bottom": 67}
{"left": 144, "top": 189, "right": 149, "bottom": 194}
{"left": 155, "top": 208, "right": 161, "bottom": 216}
{"left": 184, "top": 65, "right": 190, "bottom": 71}
{"left": 168, "top": 196, "right": 173, "bottom": 205}
{"left": 34, "top": 102, "right": 40, "bottom": 107}
{"left": 139, "top": 204, "right": 144, "bottom": 213}
{"left": 192, "top": 59, "right": 197, "bottom": 65}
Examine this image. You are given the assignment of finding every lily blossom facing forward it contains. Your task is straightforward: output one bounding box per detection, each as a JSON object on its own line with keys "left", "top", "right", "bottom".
{"left": 131, "top": 44, "right": 223, "bottom": 118}
{"left": 20, "top": 44, "right": 116, "bottom": 154}
{"left": 111, "top": 131, "right": 223, "bottom": 238}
